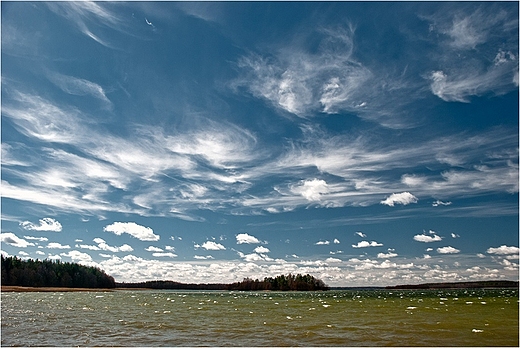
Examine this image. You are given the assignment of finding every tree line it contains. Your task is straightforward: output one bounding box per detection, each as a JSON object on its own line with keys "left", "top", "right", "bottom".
{"left": 1, "top": 256, "right": 328, "bottom": 291}
{"left": 118, "top": 273, "right": 329, "bottom": 291}
{"left": 1, "top": 256, "right": 116, "bottom": 289}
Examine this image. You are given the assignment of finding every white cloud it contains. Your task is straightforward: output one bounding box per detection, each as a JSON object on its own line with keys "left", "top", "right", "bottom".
{"left": 254, "top": 246, "right": 270, "bottom": 254}
{"left": 333, "top": 239, "right": 340, "bottom": 244}
{"left": 60, "top": 250, "right": 93, "bottom": 263}
{"left": 380, "top": 192, "right": 418, "bottom": 207}
{"left": 104, "top": 222, "right": 159, "bottom": 241}
{"left": 352, "top": 241, "right": 383, "bottom": 248}
{"left": 1, "top": 232, "right": 35, "bottom": 248}
{"left": 47, "top": 242, "right": 71, "bottom": 249}
{"left": 236, "top": 233, "right": 261, "bottom": 244}
{"left": 152, "top": 252, "right": 177, "bottom": 258}
{"left": 325, "top": 257, "right": 342, "bottom": 263}
{"left": 145, "top": 246, "right": 163, "bottom": 252}
{"left": 235, "top": 25, "right": 373, "bottom": 118}
{"left": 20, "top": 217, "right": 62, "bottom": 232}
{"left": 437, "top": 246, "right": 460, "bottom": 254}
{"left": 315, "top": 240, "right": 330, "bottom": 245}
{"left": 290, "top": 179, "right": 329, "bottom": 202}
{"left": 194, "top": 255, "right": 214, "bottom": 260}
{"left": 48, "top": 254, "right": 62, "bottom": 261}
{"left": 413, "top": 232, "right": 443, "bottom": 243}
{"left": 486, "top": 245, "right": 519, "bottom": 255}
{"left": 355, "top": 232, "right": 367, "bottom": 238}
{"left": 378, "top": 252, "right": 398, "bottom": 259}
{"left": 432, "top": 200, "right": 452, "bottom": 207}
{"left": 24, "top": 236, "right": 49, "bottom": 242}
{"left": 199, "top": 241, "right": 226, "bottom": 251}
{"left": 46, "top": 71, "right": 111, "bottom": 108}
{"left": 451, "top": 233, "right": 460, "bottom": 238}
{"left": 80, "top": 238, "right": 134, "bottom": 253}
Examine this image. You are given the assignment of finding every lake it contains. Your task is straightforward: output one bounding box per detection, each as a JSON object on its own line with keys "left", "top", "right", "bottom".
{"left": 1, "top": 289, "right": 518, "bottom": 346}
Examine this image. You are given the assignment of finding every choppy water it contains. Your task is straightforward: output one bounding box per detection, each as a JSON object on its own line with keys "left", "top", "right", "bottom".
{"left": 1, "top": 289, "right": 518, "bottom": 346}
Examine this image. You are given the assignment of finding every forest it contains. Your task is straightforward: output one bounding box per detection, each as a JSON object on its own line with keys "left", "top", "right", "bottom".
{"left": 118, "top": 273, "right": 329, "bottom": 291}
{"left": 1, "top": 256, "right": 116, "bottom": 288}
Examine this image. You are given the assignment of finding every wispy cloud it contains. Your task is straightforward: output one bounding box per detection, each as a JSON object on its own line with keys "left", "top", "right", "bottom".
{"left": 46, "top": 71, "right": 112, "bottom": 108}
{"left": 424, "top": 4, "right": 518, "bottom": 101}
{"left": 234, "top": 25, "right": 374, "bottom": 118}
{"left": 46, "top": 2, "right": 123, "bottom": 48}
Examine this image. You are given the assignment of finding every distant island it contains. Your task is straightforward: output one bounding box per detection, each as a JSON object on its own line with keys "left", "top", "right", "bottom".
{"left": 386, "top": 280, "right": 519, "bottom": 290}
{"left": 117, "top": 274, "right": 329, "bottom": 291}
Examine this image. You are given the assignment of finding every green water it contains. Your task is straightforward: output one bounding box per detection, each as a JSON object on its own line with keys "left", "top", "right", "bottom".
{"left": 1, "top": 289, "right": 518, "bottom": 346}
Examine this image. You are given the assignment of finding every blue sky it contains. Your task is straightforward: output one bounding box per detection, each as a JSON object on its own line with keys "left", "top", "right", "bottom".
{"left": 1, "top": 2, "right": 518, "bottom": 286}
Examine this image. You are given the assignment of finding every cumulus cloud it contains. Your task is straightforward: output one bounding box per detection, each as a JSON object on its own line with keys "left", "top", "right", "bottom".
{"left": 352, "top": 241, "right": 383, "bottom": 248}
{"left": 290, "top": 179, "right": 329, "bottom": 202}
{"left": 103, "top": 222, "right": 159, "bottom": 241}
{"left": 20, "top": 217, "right": 62, "bottom": 232}
{"left": 437, "top": 246, "right": 460, "bottom": 254}
{"left": 380, "top": 192, "right": 418, "bottom": 207}
{"left": 198, "top": 241, "right": 226, "bottom": 251}
{"left": 325, "top": 257, "right": 342, "bottom": 263}
{"left": 377, "top": 252, "right": 398, "bottom": 259}
{"left": 254, "top": 246, "right": 270, "bottom": 254}
{"left": 413, "top": 231, "right": 443, "bottom": 243}
{"left": 152, "top": 252, "right": 177, "bottom": 258}
{"left": 145, "top": 246, "right": 163, "bottom": 252}
{"left": 194, "top": 255, "right": 214, "bottom": 260}
{"left": 60, "top": 250, "right": 93, "bottom": 263}
{"left": 355, "top": 232, "right": 367, "bottom": 238}
{"left": 1, "top": 232, "right": 35, "bottom": 248}
{"left": 315, "top": 240, "right": 330, "bottom": 245}
{"left": 236, "top": 233, "right": 261, "bottom": 244}
{"left": 486, "top": 245, "right": 519, "bottom": 255}
{"left": 333, "top": 239, "right": 340, "bottom": 244}
{"left": 77, "top": 238, "right": 133, "bottom": 253}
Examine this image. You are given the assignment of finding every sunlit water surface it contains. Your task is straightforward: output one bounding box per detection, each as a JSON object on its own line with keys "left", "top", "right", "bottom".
{"left": 1, "top": 289, "right": 518, "bottom": 346}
